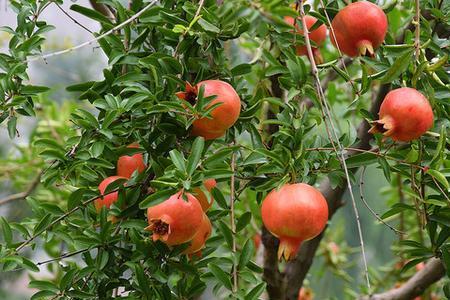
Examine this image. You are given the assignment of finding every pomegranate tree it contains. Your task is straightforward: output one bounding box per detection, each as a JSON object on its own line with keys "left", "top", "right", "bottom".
{"left": 331, "top": 1, "right": 388, "bottom": 57}
{"left": 261, "top": 183, "right": 329, "bottom": 260}
{"left": 145, "top": 191, "right": 203, "bottom": 246}
{"left": 176, "top": 80, "right": 241, "bottom": 140}
{"left": 369, "top": 88, "right": 434, "bottom": 142}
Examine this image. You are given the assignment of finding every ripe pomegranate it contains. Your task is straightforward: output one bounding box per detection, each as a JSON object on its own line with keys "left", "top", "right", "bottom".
{"left": 145, "top": 191, "right": 203, "bottom": 246}
{"left": 415, "top": 262, "right": 425, "bottom": 271}
{"left": 298, "top": 287, "right": 313, "bottom": 300}
{"left": 183, "top": 213, "right": 212, "bottom": 255}
{"left": 117, "top": 143, "right": 146, "bottom": 178}
{"left": 192, "top": 178, "right": 217, "bottom": 212}
{"left": 330, "top": 1, "right": 388, "bottom": 57}
{"left": 176, "top": 80, "right": 241, "bottom": 140}
{"left": 261, "top": 183, "right": 328, "bottom": 260}
{"left": 253, "top": 233, "right": 261, "bottom": 251}
{"left": 285, "top": 15, "right": 327, "bottom": 64}
{"left": 369, "top": 88, "right": 434, "bottom": 142}
{"left": 94, "top": 176, "right": 127, "bottom": 212}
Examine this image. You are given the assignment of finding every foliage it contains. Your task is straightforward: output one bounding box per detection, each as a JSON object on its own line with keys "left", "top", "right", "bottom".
{"left": 0, "top": 0, "right": 449, "bottom": 299}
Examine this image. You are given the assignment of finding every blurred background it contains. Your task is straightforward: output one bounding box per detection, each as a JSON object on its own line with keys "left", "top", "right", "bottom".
{"left": 0, "top": 1, "right": 405, "bottom": 299}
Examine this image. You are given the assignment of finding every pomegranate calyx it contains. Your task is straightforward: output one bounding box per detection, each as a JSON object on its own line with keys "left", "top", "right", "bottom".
{"left": 369, "top": 115, "right": 395, "bottom": 138}
{"left": 176, "top": 82, "right": 198, "bottom": 105}
{"left": 277, "top": 237, "right": 303, "bottom": 261}
{"left": 146, "top": 216, "right": 172, "bottom": 242}
{"left": 357, "top": 40, "right": 375, "bottom": 57}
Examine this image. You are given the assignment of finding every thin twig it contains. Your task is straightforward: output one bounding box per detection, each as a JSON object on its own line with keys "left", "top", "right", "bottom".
{"left": 174, "top": 0, "right": 205, "bottom": 57}
{"left": 414, "top": 0, "right": 421, "bottom": 63}
{"left": 26, "top": 0, "right": 159, "bottom": 63}
{"left": 230, "top": 147, "right": 238, "bottom": 294}
{"left": 0, "top": 171, "right": 43, "bottom": 206}
{"left": 55, "top": 3, "right": 93, "bottom": 34}
{"left": 297, "top": 0, "right": 371, "bottom": 292}
{"left": 37, "top": 247, "right": 91, "bottom": 266}
{"left": 359, "top": 167, "right": 404, "bottom": 235}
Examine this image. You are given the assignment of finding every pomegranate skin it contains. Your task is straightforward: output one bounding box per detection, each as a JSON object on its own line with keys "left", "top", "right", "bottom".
{"left": 261, "top": 183, "right": 328, "bottom": 260}
{"left": 146, "top": 192, "right": 203, "bottom": 246}
{"left": 183, "top": 213, "right": 212, "bottom": 255}
{"left": 298, "top": 287, "right": 313, "bottom": 300}
{"left": 176, "top": 80, "right": 241, "bottom": 140}
{"left": 95, "top": 176, "right": 127, "bottom": 212}
{"left": 369, "top": 88, "right": 434, "bottom": 142}
{"left": 285, "top": 15, "right": 327, "bottom": 63}
{"left": 117, "top": 143, "right": 146, "bottom": 178}
{"left": 192, "top": 178, "right": 217, "bottom": 212}
{"left": 331, "top": 1, "right": 387, "bottom": 57}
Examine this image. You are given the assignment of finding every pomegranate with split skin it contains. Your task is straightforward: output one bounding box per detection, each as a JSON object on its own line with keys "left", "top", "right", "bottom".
{"left": 183, "top": 213, "right": 212, "bottom": 255}
{"left": 117, "top": 143, "right": 146, "bottom": 178}
{"left": 285, "top": 15, "right": 327, "bottom": 64}
{"left": 192, "top": 178, "right": 217, "bottom": 212}
{"left": 369, "top": 88, "right": 434, "bottom": 142}
{"left": 145, "top": 191, "right": 203, "bottom": 246}
{"left": 261, "top": 183, "right": 328, "bottom": 260}
{"left": 330, "top": 1, "right": 388, "bottom": 57}
{"left": 95, "top": 176, "right": 127, "bottom": 212}
{"left": 176, "top": 80, "right": 241, "bottom": 140}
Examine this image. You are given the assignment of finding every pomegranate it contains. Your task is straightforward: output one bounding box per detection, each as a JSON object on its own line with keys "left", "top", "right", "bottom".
{"left": 415, "top": 262, "right": 425, "bottom": 271}
{"left": 298, "top": 287, "right": 313, "bottom": 300}
{"left": 261, "top": 183, "right": 328, "bottom": 260}
{"left": 369, "top": 88, "right": 434, "bottom": 142}
{"left": 94, "top": 176, "right": 127, "bottom": 212}
{"left": 285, "top": 15, "right": 327, "bottom": 64}
{"left": 252, "top": 233, "right": 261, "bottom": 251}
{"left": 330, "top": 1, "right": 388, "bottom": 57}
{"left": 192, "top": 178, "right": 217, "bottom": 212}
{"left": 176, "top": 80, "right": 241, "bottom": 140}
{"left": 145, "top": 191, "right": 203, "bottom": 246}
{"left": 183, "top": 213, "right": 212, "bottom": 255}
{"left": 117, "top": 143, "right": 146, "bottom": 178}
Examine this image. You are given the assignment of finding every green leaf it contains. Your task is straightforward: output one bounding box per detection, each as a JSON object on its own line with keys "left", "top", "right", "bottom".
{"left": 186, "top": 137, "right": 204, "bottom": 176}
{"left": 208, "top": 264, "right": 232, "bottom": 290}
{"left": 381, "top": 49, "right": 413, "bottom": 83}
{"left": 70, "top": 4, "right": 112, "bottom": 24}
{"left": 211, "top": 187, "right": 228, "bottom": 209}
{"left": 7, "top": 116, "right": 17, "bottom": 139}
{"left": 345, "top": 152, "right": 378, "bottom": 168}
{"left": 378, "top": 157, "right": 391, "bottom": 182}
{"left": 139, "top": 189, "right": 174, "bottom": 209}
{"left": 217, "top": 220, "right": 233, "bottom": 249}
{"left": 33, "top": 213, "right": 53, "bottom": 236}
{"left": 245, "top": 283, "right": 267, "bottom": 300}
{"left": 236, "top": 212, "right": 252, "bottom": 232}
{"left": 0, "top": 217, "right": 12, "bottom": 246}
{"left": 169, "top": 149, "right": 186, "bottom": 174}
{"left": 198, "top": 19, "right": 220, "bottom": 33}
{"left": 238, "top": 239, "right": 254, "bottom": 269}
{"left": 29, "top": 280, "right": 59, "bottom": 292}
{"left": 427, "top": 169, "right": 449, "bottom": 190}
{"left": 91, "top": 141, "right": 105, "bottom": 158}
{"left": 231, "top": 63, "right": 252, "bottom": 76}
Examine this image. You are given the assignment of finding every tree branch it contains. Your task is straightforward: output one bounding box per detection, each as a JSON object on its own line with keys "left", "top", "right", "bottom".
{"left": 0, "top": 171, "right": 42, "bottom": 206}
{"left": 359, "top": 258, "right": 445, "bottom": 300}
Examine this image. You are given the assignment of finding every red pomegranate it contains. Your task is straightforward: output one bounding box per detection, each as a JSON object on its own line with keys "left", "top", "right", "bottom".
{"left": 192, "top": 178, "right": 217, "bottom": 212}
{"left": 183, "top": 213, "right": 212, "bottom": 255}
{"left": 298, "top": 287, "right": 313, "bottom": 300}
{"left": 285, "top": 15, "right": 327, "bottom": 64}
{"left": 252, "top": 233, "right": 261, "bottom": 251}
{"left": 330, "top": 1, "right": 388, "bottom": 57}
{"left": 117, "top": 143, "right": 146, "bottom": 178}
{"left": 369, "top": 88, "right": 434, "bottom": 142}
{"left": 176, "top": 80, "right": 241, "bottom": 140}
{"left": 261, "top": 183, "right": 328, "bottom": 260}
{"left": 95, "top": 176, "right": 127, "bottom": 212}
{"left": 145, "top": 191, "right": 203, "bottom": 246}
